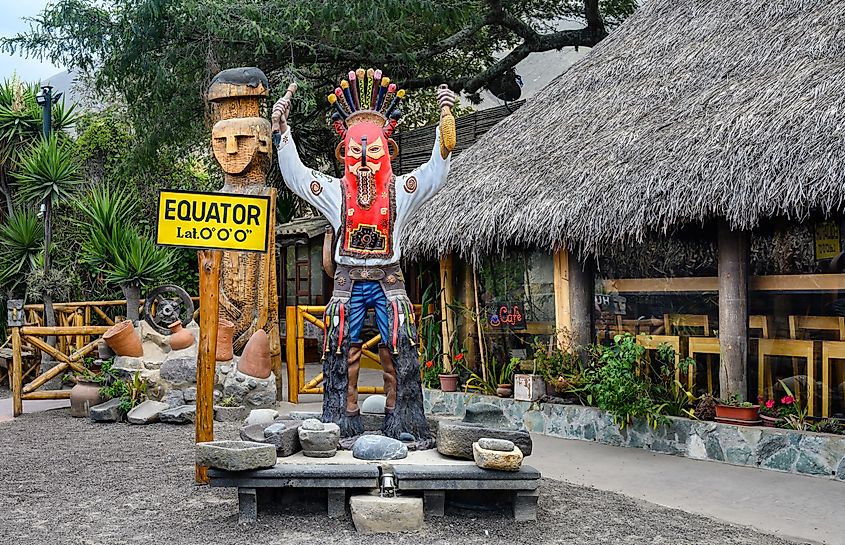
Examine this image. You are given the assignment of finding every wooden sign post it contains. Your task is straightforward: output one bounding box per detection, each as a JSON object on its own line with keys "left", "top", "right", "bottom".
{"left": 195, "top": 249, "right": 222, "bottom": 483}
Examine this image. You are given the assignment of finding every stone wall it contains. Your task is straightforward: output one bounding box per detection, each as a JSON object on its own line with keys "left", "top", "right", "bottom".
{"left": 423, "top": 389, "right": 845, "bottom": 481}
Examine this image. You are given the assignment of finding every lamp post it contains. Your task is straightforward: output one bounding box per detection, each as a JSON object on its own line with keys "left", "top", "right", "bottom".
{"left": 34, "top": 84, "right": 64, "bottom": 349}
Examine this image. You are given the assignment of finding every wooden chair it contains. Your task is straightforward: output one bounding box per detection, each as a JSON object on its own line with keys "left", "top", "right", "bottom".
{"left": 757, "top": 339, "right": 815, "bottom": 417}
{"left": 787, "top": 315, "right": 844, "bottom": 408}
{"left": 665, "top": 314, "right": 712, "bottom": 393}
{"left": 635, "top": 334, "right": 689, "bottom": 391}
{"left": 821, "top": 341, "right": 845, "bottom": 418}
{"left": 749, "top": 315, "right": 771, "bottom": 339}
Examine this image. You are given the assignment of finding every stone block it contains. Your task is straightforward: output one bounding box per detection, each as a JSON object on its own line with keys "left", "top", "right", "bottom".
{"left": 473, "top": 442, "right": 523, "bottom": 471}
{"left": 126, "top": 400, "right": 169, "bottom": 424}
{"left": 352, "top": 435, "right": 408, "bottom": 460}
{"left": 159, "top": 354, "right": 197, "bottom": 384}
{"left": 264, "top": 421, "right": 302, "bottom": 457}
{"left": 215, "top": 405, "right": 248, "bottom": 422}
{"left": 350, "top": 495, "right": 423, "bottom": 534}
{"left": 183, "top": 386, "right": 197, "bottom": 402}
{"left": 478, "top": 438, "right": 515, "bottom": 452}
{"left": 244, "top": 408, "right": 279, "bottom": 426}
{"left": 361, "top": 394, "right": 387, "bottom": 414}
{"left": 240, "top": 423, "right": 269, "bottom": 443}
{"left": 159, "top": 404, "right": 196, "bottom": 424}
{"left": 196, "top": 440, "right": 276, "bottom": 471}
{"left": 299, "top": 420, "right": 340, "bottom": 457}
{"left": 437, "top": 421, "right": 532, "bottom": 460}
{"left": 513, "top": 490, "right": 539, "bottom": 522}
{"left": 222, "top": 363, "right": 277, "bottom": 409}
{"left": 462, "top": 402, "right": 513, "bottom": 429}
{"left": 89, "top": 398, "right": 124, "bottom": 423}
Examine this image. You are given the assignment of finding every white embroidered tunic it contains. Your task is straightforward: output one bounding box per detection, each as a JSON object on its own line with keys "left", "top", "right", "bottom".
{"left": 275, "top": 126, "right": 450, "bottom": 267}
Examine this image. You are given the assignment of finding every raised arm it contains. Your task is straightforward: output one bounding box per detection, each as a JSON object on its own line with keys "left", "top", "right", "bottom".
{"left": 272, "top": 93, "right": 341, "bottom": 227}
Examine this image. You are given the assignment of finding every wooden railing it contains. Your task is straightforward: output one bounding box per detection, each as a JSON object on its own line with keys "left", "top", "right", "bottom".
{"left": 284, "top": 304, "right": 421, "bottom": 403}
{"left": 8, "top": 324, "right": 110, "bottom": 416}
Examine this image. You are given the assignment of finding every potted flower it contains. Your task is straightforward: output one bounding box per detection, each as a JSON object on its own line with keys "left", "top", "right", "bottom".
{"left": 758, "top": 394, "right": 797, "bottom": 427}
{"left": 715, "top": 393, "right": 760, "bottom": 426}
{"left": 438, "top": 353, "right": 462, "bottom": 392}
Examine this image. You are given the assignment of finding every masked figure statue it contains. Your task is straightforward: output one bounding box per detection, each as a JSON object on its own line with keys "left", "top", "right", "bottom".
{"left": 273, "top": 69, "right": 455, "bottom": 444}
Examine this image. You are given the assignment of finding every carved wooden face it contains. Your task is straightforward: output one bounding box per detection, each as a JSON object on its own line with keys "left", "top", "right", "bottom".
{"left": 212, "top": 117, "right": 271, "bottom": 174}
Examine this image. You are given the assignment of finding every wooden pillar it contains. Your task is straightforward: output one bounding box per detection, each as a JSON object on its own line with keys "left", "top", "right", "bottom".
{"left": 196, "top": 249, "right": 222, "bottom": 484}
{"left": 553, "top": 250, "right": 571, "bottom": 346}
{"left": 285, "top": 305, "right": 299, "bottom": 403}
{"left": 439, "top": 254, "right": 456, "bottom": 372}
{"left": 11, "top": 326, "right": 23, "bottom": 417}
{"left": 718, "top": 221, "right": 749, "bottom": 400}
{"left": 554, "top": 250, "right": 594, "bottom": 361}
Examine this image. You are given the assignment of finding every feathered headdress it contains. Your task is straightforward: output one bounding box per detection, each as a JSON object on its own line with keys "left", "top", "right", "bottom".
{"left": 328, "top": 68, "right": 406, "bottom": 142}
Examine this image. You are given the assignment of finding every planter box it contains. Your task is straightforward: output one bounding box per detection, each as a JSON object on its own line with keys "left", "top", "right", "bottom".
{"left": 423, "top": 389, "right": 845, "bottom": 481}
{"left": 715, "top": 404, "right": 760, "bottom": 426}
{"left": 513, "top": 374, "right": 544, "bottom": 402}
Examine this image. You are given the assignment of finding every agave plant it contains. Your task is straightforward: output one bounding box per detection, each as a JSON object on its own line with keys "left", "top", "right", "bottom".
{"left": 104, "top": 227, "right": 176, "bottom": 322}
{"left": 14, "top": 134, "right": 84, "bottom": 206}
{"left": 0, "top": 208, "right": 43, "bottom": 294}
{"left": 74, "top": 185, "right": 172, "bottom": 319}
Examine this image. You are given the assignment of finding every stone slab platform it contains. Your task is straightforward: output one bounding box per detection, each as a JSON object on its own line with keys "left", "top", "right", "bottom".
{"left": 207, "top": 450, "right": 540, "bottom": 523}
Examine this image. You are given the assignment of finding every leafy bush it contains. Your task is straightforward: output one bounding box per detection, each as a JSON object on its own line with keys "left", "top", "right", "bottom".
{"left": 586, "top": 334, "right": 668, "bottom": 429}
{"left": 531, "top": 331, "right": 585, "bottom": 396}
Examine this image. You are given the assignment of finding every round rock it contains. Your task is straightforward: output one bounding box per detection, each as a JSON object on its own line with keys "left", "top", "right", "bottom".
{"left": 478, "top": 438, "right": 515, "bottom": 452}
{"left": 361, "top": 394, "right": 387, "bottom": 414}
{"left": 352, "top": 435, "right": 408, "bottom": 461}
{"left": 301, "top": 418, "right": 325, "bottom": 431}
{"left": 243, "top": 408, "right": 279, "bottom": 426}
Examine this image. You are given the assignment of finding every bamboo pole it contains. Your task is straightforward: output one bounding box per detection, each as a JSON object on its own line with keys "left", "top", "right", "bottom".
{"left": 11, "top": 327, "right": 23, "bottom": 416}
{"left": 21, "top": 390, "right": 72, "bottom": 400}
{"left": 472, "top": 267, "right": 488, "bottom": 377}
{"left": 24, "top": 335, "right": 71, "bottom": 364}
{"left": 22, "top": 360, "right": 69, "bottom": 394}
{"left": 21, "top": 326, "right": 111, "bottom": 336}
{"left": 439, "top": 254, "right": 456, "bottom": 372}
{"left": 296, "top": 308, "right": 306, "bottom": 393}
{"left": 196, "top": 249, "right": 222, "bottom": 484}
{"left": 69, "top": 338, "right": 102, "bottom": 363}
{"left": 91, "top": 305, "right": 115, "bottom": 326}
{"left": 285, "top": 306, "right": 298, "bottom": 403}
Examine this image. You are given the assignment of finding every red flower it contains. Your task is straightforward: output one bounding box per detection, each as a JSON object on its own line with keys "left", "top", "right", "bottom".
{"left": 765, "top": 400, "right": 775, "bottom": 409}
{"left": 781, "top": 395, "right": 794, "bottom": 405}
{"left": 757, "top": 395, "right": 764, "bottom": 403}
{"left": 454, "top": 353, "right": 464, "bottom": 362}
{"left": 425, "top": 360, "right": 433, "bottom": 368}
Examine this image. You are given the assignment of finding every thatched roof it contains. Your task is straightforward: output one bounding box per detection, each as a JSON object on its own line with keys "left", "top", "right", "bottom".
{"left": 402, "top": 0, "right": 845, "bottom": 260}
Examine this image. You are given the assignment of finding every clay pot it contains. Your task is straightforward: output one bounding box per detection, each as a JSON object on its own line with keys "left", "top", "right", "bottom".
{"left": 439, "top": 373, "right": 459, "bottom": 392}
{"left": 168, "top": 320, "right": 195, "bottom": 350}
{"left": 103, "top": 320, "right": 143, "bottom": 357}
{"left": 216, "top": 319, "right": 235, "bottom": 361}
{"left": 239, "top": 329, "right": 271, "bottom": 379}
{"left": 714, "top": 404, "right": 760, "bottom": 426}
{"left": 760, "top": 414, "right": 779, "bottom": 428}
{"left": 70, "top": 379, "right": 103, "bottom": 417}
{"left": 496, "top": 383, "right": 513, "bottom": 398}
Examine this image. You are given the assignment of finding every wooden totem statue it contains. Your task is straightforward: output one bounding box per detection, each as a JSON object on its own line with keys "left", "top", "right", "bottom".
{"left": 207, "top": 67, "right": 281, "bottom": 386}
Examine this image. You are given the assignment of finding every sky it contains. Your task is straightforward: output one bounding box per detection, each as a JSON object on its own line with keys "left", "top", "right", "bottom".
{"left": 0, "top": 0, "right": 65, "bottom": 83}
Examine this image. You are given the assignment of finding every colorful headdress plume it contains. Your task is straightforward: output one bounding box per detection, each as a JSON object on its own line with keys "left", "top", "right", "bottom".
{"left": 327, "top": 68, "right": 405, "bottom": 140}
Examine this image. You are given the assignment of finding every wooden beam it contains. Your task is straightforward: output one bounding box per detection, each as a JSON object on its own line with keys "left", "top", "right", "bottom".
{"left": 602, "top": 273, "right": 845, "bottom": 294}
{"left": 11, "top": 327, "right": 23, "bottom": 417}
{"left": 196, "top": 249, "right": 222, "bottom": 484}
{"left": 439, "top": 254, "right": 456, "bottom": 372}
{"left": 21, "top": 390, "right": 72, "bottom": 400}
{"left": 718, "top": 221, "right": 749, "bottom": 400}
{"left": 461, "top": 259, "right": 479, "bottom": 370}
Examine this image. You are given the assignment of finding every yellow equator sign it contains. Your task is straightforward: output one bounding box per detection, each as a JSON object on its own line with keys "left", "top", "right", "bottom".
{"left": 156, "top": 190, "right": 271, "bottom": 252}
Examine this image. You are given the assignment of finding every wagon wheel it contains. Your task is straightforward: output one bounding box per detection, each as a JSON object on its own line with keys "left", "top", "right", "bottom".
{"left": 143, "top": 284, "right": 195, "bottom": 335}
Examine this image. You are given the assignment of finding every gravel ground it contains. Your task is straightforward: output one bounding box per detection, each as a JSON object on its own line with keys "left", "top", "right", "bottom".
{"left": 0, "top": 384, "right": 10, "bottom": 399}
{"left": 0, "top": 409, "right": 800, "bottom": 545}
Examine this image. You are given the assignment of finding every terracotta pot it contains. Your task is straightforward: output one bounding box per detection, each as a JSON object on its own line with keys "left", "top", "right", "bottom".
{"left": 216, "top": 319, "right": 235, "bottom": 361}
{"left": 70, "top": 379, "right": 103, "bottom": 417}
{"left": 168, "top": 320, "right": 195, "bottom": 350}
{"left": 439, "top": 373, "right": 459, "bottom": 392}
{"left": 103, "top": 320, "right": 143, "bottom": 357}
{"left": 714, "top": 404, "right": 760, "bottom": 426}
{"left": 760, "top": 414, "right": 779, "bottom": 428}
{"left": 239, "top": 329, "right": 271, "bottom": 378}
{"left": 496, "top": 383, "right": 513, "bottom": 398}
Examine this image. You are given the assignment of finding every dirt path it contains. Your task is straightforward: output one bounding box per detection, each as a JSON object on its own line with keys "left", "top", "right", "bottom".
{"left": 0, "top": 409, "right": 799, "bottom": 545}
